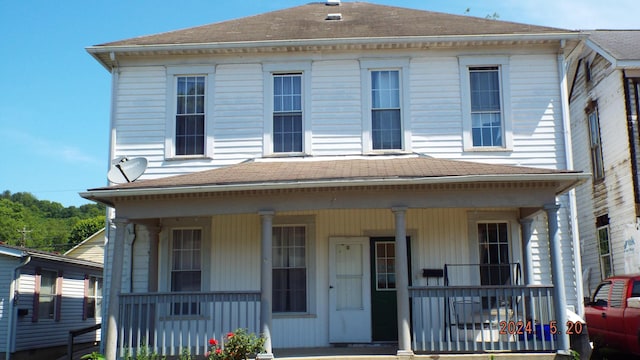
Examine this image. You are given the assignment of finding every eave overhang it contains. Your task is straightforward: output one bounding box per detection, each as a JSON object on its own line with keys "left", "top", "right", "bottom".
{"left": 81, "top": 172, "right": 590, "bottom": 208}
{"left": 87, "top": 32, "right": 583, "bottom": 71}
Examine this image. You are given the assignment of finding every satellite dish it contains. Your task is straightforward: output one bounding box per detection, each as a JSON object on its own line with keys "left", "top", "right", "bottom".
{"left": 107, "top": 157, "right": 148, "bottom": 184}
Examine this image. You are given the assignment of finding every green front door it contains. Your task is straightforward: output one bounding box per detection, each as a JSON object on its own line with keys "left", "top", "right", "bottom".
{"left": 370, "top": 237, "right": 411, "bottom": 342}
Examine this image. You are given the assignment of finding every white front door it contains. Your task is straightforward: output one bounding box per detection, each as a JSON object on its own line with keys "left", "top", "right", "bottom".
{"left": 329, "top": 237, "right": 371, "bottom": 343}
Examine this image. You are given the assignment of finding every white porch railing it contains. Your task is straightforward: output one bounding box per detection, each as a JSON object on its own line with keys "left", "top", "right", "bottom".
{"left": 410, "top": 285, "right": 557, "bottom": 353}
{"left": 118, "top": 291, "right": 261, "bottom": 357}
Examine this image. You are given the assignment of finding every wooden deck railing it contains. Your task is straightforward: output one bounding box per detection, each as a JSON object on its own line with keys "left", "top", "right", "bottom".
{"left": 118, "top": 291, "right": 260, "bottom": 357}
{"left": 410, "top": 285, "right": 557, "bottom": 353}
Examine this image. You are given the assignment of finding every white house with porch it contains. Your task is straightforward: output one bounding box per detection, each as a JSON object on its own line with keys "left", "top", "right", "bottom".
{"left": 81, "top": 2, "right": 588, "bottom": 359}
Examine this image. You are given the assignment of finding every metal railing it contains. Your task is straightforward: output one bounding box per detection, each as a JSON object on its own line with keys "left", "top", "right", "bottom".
{"left": 118, "top": 291, "right": 260, "bottom": 357}
{"left": 410, "top": 285, "right": 557, "bottom": 353}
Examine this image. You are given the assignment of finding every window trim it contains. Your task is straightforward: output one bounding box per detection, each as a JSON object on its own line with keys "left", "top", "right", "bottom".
{"left": 360, "top": 59, "right": 411, "bottom": 154}
{"left": 263, "top": 62, "right": 312, "bottom": 156}
{"left": 459, "top": 56, "right": 512, "bottom": 152}
{"left": 84, "top": 275, "right": 102, "bottom": 320}
{"left": 586, "top": 101, "right": 605, "bottom": 182}
{"left": 33, "top": 268, "right": 61, "bottom": 322}
{"left": 467, "top": 211, "right": 521, "bottom": 286}
{"left": 597, "top": 224, "right": 613, "bottom": 280}
{"left": 165, "top": 65, "right": 215, "bottom": 160}
{"left": 272, "top": 215, "right": 316, "bottom": 317}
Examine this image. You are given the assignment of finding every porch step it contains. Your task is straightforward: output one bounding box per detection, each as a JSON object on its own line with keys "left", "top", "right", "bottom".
{"left": 274, "top": 347, "right": 560, "bottom": 360}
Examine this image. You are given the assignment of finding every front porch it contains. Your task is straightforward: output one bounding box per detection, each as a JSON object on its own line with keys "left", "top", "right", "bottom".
{"left": 81, "top": 156, "right": 588, "bottom": 359}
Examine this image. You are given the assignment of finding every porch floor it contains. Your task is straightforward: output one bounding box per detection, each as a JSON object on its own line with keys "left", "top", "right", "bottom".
{"left": 274, "top": 346, "right": 561, "bottom": 360}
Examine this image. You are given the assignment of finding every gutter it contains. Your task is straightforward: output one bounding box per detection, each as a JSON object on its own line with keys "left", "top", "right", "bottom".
{"left": 6, "top": 255, "right": 31, "bottom": 360}
{"left": 80, "top": 172, "right": 591, "bottom": 205}
{"left": 87, "top": 32, "right": 584, "bottom": 69}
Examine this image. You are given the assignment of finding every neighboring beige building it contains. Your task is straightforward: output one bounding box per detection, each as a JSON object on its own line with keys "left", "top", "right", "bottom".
{"left": 64, "top": 228, "right": 106, "bottom": 265}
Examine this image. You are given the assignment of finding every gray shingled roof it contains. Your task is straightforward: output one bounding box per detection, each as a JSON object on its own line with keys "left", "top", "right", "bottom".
{"left": 587, "top": 30, "right": 640, "bottom": 61}
{"left": 97, "top": 2, "right": 569, "bottom": 47}
{"left": 88, "top": 156, "right": 582, "bottom": 191}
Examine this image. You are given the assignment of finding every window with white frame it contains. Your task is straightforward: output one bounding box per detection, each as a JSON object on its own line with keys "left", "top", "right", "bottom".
{"left": 37, "top": 269, "right": 58, "bottom": 321}
{"left": 477, "top": 222, "right": 511, "bottom": 286}
{"left": 85, "top": 276, "right": 102, "bottom": 319}
{"left": 598, "top": 224, "right": 613, "bottom": 279}
{"left": 587, "top": 103, "right": 605, "bottom": 181}
{"left": 273, "top": 74, "right": 303, "bottom": 153}
{"left": 470, "top": 67, "right": 502, "bottom": 147}
{"left": 272, "top": 225, "right": 307, "bottom": 313}
{"left": 371, "top": 70, "right": 402, "bottom": 150}
{"left": 175, "top": 76, "right": 206, "bottom": 156}
{"left": 460, "top": 57, "right": 511, "bottom": 150}
{"left": 171, "top": 228, "right": 202, "bottom": 315}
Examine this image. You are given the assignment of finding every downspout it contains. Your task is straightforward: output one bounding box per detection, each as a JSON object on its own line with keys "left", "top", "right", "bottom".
{"left": 558, "top": 49, "right": 585, "bottom": 316}
{"left": 6, "top": 255, "right": 31, "bottom": 360}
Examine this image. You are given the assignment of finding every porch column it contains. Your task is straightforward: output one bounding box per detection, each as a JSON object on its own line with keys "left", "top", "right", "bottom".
{"left": 545, "top": 204, "right": 570, "bottom": 354}
{"left": 392, "top": 207, "right": 413, "bottom": 356}
{"left": 105, "top": 218, "right": 128, "bottom": 360}
{"left": 258, "top": 211, "right": 274, "bottom": 359}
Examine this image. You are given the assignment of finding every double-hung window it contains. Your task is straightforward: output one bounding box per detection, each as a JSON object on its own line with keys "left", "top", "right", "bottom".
{"left": 371, "top": 70, "right": 402, "bottom": 150}
{"left": 175, "top": 76, "right": 205, "bottom": 156}
{"left": 460, "top": 57, "right": 511, "bottom": 151}
{"left": 166, "top": 66, "right": 214, "bottom": 159}
{"left": 272, "top": 225, "right": 307, "bottom": 313}
{"left": 85, "top": 276, "right": 102, "bottom": 319}
{"left": 273, "top": 74, "right": 303, "bottom": 153}
{"left": 171, "top": 228, "right": 202, "bottom": 315}
{"left": 35, "top": 269, "right": 59, "bottom": 321}
{"left": 587, "top": 103, "right": 605, "bottom": 181}
{"left": 598, "top": 224, "right": 613, "bottom": 279}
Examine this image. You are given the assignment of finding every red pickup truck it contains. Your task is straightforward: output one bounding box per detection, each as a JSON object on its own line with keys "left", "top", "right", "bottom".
{"left": 585, "top": 274, "right": 640, "bottom": 356}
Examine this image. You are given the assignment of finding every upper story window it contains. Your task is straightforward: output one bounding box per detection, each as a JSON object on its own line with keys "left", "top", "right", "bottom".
{"left": 263, "top": 63, "right": 311, "bottom": 156}
{"left": 273, "top": 74, "right": 303, "bottom": 153}
{"left": 175, "top": 76, "right": 205, "bottom": 156}
{"left": 165, "top": 66, "right": 215, "bottom": 159}
{"left": 470, "top": 67, "right": 502, "bottom": 147}
{"left": 587, "top": 102, "right": 605, "bottom": 181}
{"left": 371, "top": 70, "right": 402, "bottom": 150}
{"left": 460, "top": 56, "right": 512, "bottom": 151}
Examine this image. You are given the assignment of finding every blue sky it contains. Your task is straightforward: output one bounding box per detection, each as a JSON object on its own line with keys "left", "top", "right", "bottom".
{"left": 0, "top": 0, "right": 637, "bottom": 207}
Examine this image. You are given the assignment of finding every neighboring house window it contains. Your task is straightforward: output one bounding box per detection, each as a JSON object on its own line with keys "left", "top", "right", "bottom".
{"left": 470, "top": 67, "right": 502, "bottom": 147}
{"left": 371, "top": 70, "right": 402, "bottom": 150}
{"left": 273, "top": 74, "right": 303, "bottom": 153}
{"left": 273, "top": 225, "right": 307, "bottom": 313}
{"left": 587, "top": 104, "right": 605, "bottom": 181}
{"left": 171, "top": 228, "right": 202, "bottom": 315}
{"left": 460, "top": 56, "right": 511, "bottom": 150}
{"left": 597, "top": 224, "right": 613, "bottom": 279}
{"left": 84, "top": 275, "right": 102, "bottom": 319}
{"left": 34, "top": 269, "right": 60, "bottom": 321}
{"left": 175, "top": 76, "right": 205, "bottom": 156}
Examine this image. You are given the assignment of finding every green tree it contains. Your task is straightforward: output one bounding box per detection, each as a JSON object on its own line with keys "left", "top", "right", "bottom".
{"left": 67, "top": 216, "right": 106, "bottom": 248}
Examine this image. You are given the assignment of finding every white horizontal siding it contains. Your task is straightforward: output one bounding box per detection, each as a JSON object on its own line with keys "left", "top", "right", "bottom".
{"left": 410, "top": 56, "right": 464, "bottom": 156}
{"left": 213, "top": 64, "right": 264, "bottom": 162}
{"left": 311, "top": 60, "right": 362, "bottom": 155}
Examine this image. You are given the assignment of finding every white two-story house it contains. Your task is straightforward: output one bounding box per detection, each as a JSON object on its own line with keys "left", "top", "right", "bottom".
{"left": 82, "top": 2, "right": 588, "bottom": 358}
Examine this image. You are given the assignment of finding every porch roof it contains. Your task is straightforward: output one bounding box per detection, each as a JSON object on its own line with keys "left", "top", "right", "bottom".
{"left": 81, "top": 156, "right": 588, "bottom": 206}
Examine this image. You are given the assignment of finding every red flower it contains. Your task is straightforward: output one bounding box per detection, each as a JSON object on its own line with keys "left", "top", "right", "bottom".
{"left": 205, "top": 351, "right": 210, "bottom": 357}
{"left": 227, "top": 332, "right": 234, "bottom": 338}
{"left": 208, "top": 338, "right": 218, "bottom": 346}
{"left": 215, "top": 348, "right": 222, "bottom": 354}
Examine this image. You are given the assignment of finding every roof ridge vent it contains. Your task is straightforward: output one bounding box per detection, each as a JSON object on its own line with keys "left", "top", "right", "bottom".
{"left": 325, "top": 0, "right": 340, "bottom": 5}
{"left": 325, "top": 13, "right": 342, "bottom": 21}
